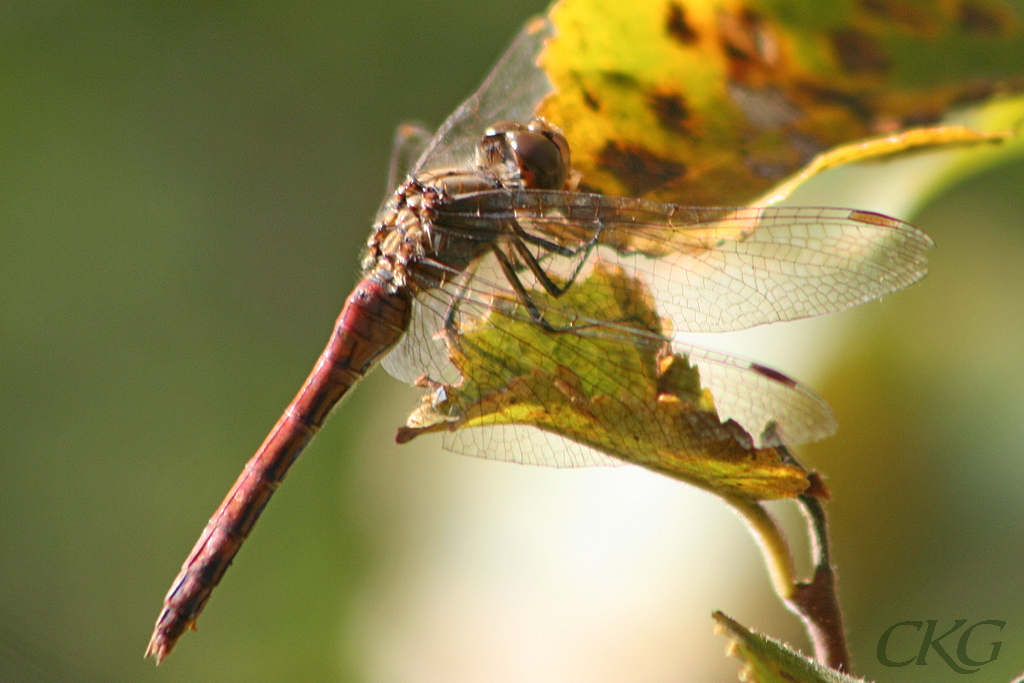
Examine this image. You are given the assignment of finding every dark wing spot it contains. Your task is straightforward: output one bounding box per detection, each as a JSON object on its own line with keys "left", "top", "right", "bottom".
{"left": 598, "top": 142, "right": 687, "bottom": 196}
{"left": 849, "top": 209, "right": 901, "bottom": 229}
{"left": 959, "top": 0, "right": 1016, "bottom": 35}
{"left": 750, "top": 363, "right": 798, "bottom": 388}
{"left": 666, "top": 2, "right": 699, "bottom": 44}
{"left": 646, "top": 90, "right": 691, "bottom": 134}
{"left": 830, "top": 28, "right": 890, "bottom": 75}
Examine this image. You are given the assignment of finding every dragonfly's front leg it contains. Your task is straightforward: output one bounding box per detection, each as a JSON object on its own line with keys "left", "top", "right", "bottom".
{"left": 436, "top": 244, "right": 569, "bottom": 347}
{"left": 440, "top": 219, "right": 609, "bottom": 339}
{"left": 491, "top": 242, "right": 556, "bottom": 330}
{"left": 491, "top": 236, "right": 612, "bottom": 334}
{"left": 507, "top": 219, "right": 604, "bottom": 298}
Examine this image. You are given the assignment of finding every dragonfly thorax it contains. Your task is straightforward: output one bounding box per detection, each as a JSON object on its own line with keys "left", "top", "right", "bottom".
{"left": 364, "top": 119, "right": 575, "bottom": 292}
{"left": 363, "top": 169, "right": 500, "bottom": 291}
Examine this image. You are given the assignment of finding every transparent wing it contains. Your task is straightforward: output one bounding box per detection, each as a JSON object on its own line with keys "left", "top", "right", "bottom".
{"left": 407, "top": 17, "right": 554, "bottom": 176}
{"left": 444, "top": 424, "right": 627, "bottom": 469}
{"left": 433, "top": 190, "right": 935, "bottom": 333}
{"left": 431, "top": 339, "right": 836, "bottom": 468}
{"left": 374, "top": 17, "right": 932, "bottom": 468}
{"left": 682, "top": 345, "right": 836, "bottom": 446}
{"left": 383, "top": 248, "right": 838, "bottom": 468}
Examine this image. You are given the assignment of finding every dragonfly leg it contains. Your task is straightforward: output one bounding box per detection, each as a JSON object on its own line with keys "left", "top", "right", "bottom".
{"left": 493, "top": 238, "right": 666, "bottom": 351}
{"left": 439, "top": 261, "right": 482, "bottom": 343}
{"left": 508, "top": 220, "right": 604, "bottom": 298}
{"left": 491, "top": 242, "right": 562, "bottom": 331}
{"left": 438, "top": 243, "right": 585, "bottom": 344}
{"left": 513, "top": 227, "right": 578, "bottom": 257}
{"left": 489, "top": 241, "right": 593, "bottom": 335}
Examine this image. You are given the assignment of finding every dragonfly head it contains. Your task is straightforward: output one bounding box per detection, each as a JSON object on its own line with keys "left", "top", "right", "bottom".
{"left": 477, "top": 119, "right": 571, "bottom": 191}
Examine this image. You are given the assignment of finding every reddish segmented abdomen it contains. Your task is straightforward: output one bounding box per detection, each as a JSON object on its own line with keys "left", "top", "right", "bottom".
{"left": 146, "top": 277, "right": 411, "bottom": 663}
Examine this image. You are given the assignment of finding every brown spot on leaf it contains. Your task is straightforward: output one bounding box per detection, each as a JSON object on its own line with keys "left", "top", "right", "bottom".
{"left": 796, "top": 82, "right": 875, "bottom": 125}
{"left": 831, "top": 28, "right": 890, "bottom": 75}
{"left": 568, "top": 72, "right": 601, "bottom": 111}
{"left": 858, "top": 0, "right": 939, "bottom": 33}
{"left": 646, "top": 90, "right": 691, "bottom": 134}
{"left": 717, "top": 8, "right": 781, "bottom": 84}
{"left": 948, "top": 81, "right": 1006, "bottom": 111}
{"left": 598, "top": 142, "right": 687, "bottom": 196}
{"left": 959, "top": 0, "right": 1016, "bottom": 35}
{"left": 602, "top": 70, "right": 640, "bottom": 88}
{"left": 718, "top": 9, "right": 757, "bottom": 62}
{"left": 899, "top": 110, "right": 944, "bottom": 127}
{"left": 666, "top": 2, "right": 699, "bottom": 44}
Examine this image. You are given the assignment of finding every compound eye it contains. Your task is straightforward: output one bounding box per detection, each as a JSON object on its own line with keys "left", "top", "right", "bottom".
{"left": 507, "top": 129, "right": 569, "bottom": 190}
{"left": 528, "top": 119, "right": 571, "bottom": 174}
{"left": 477, "top": 121, "right": 526, "bottom": 176}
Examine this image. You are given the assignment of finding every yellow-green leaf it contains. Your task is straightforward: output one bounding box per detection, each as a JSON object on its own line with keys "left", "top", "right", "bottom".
{"left": 713, "top": 611, "right": 870, "bottom": 682}
{"left": 397, "top": 264, "right": 810, "bottom": 500}
{"left": 537, "top": 0, "right": 1024, "bottom": 204}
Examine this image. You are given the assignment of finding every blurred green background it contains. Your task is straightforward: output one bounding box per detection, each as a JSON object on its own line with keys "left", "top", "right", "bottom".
{"left": 2, "top": 2, "right": 1023, "bottom": 682}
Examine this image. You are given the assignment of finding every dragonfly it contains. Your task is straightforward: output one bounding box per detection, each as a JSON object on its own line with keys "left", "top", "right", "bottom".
{"left": 146, "top": 17, "right": 933, "bottom": 662}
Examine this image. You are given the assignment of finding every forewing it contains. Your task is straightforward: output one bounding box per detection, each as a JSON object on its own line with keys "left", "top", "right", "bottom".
{"left": 408, "top": 17, "right": 555, "bottom": 176}
{"left": 436, "top": 190, "right": 935, "bottom": 333}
